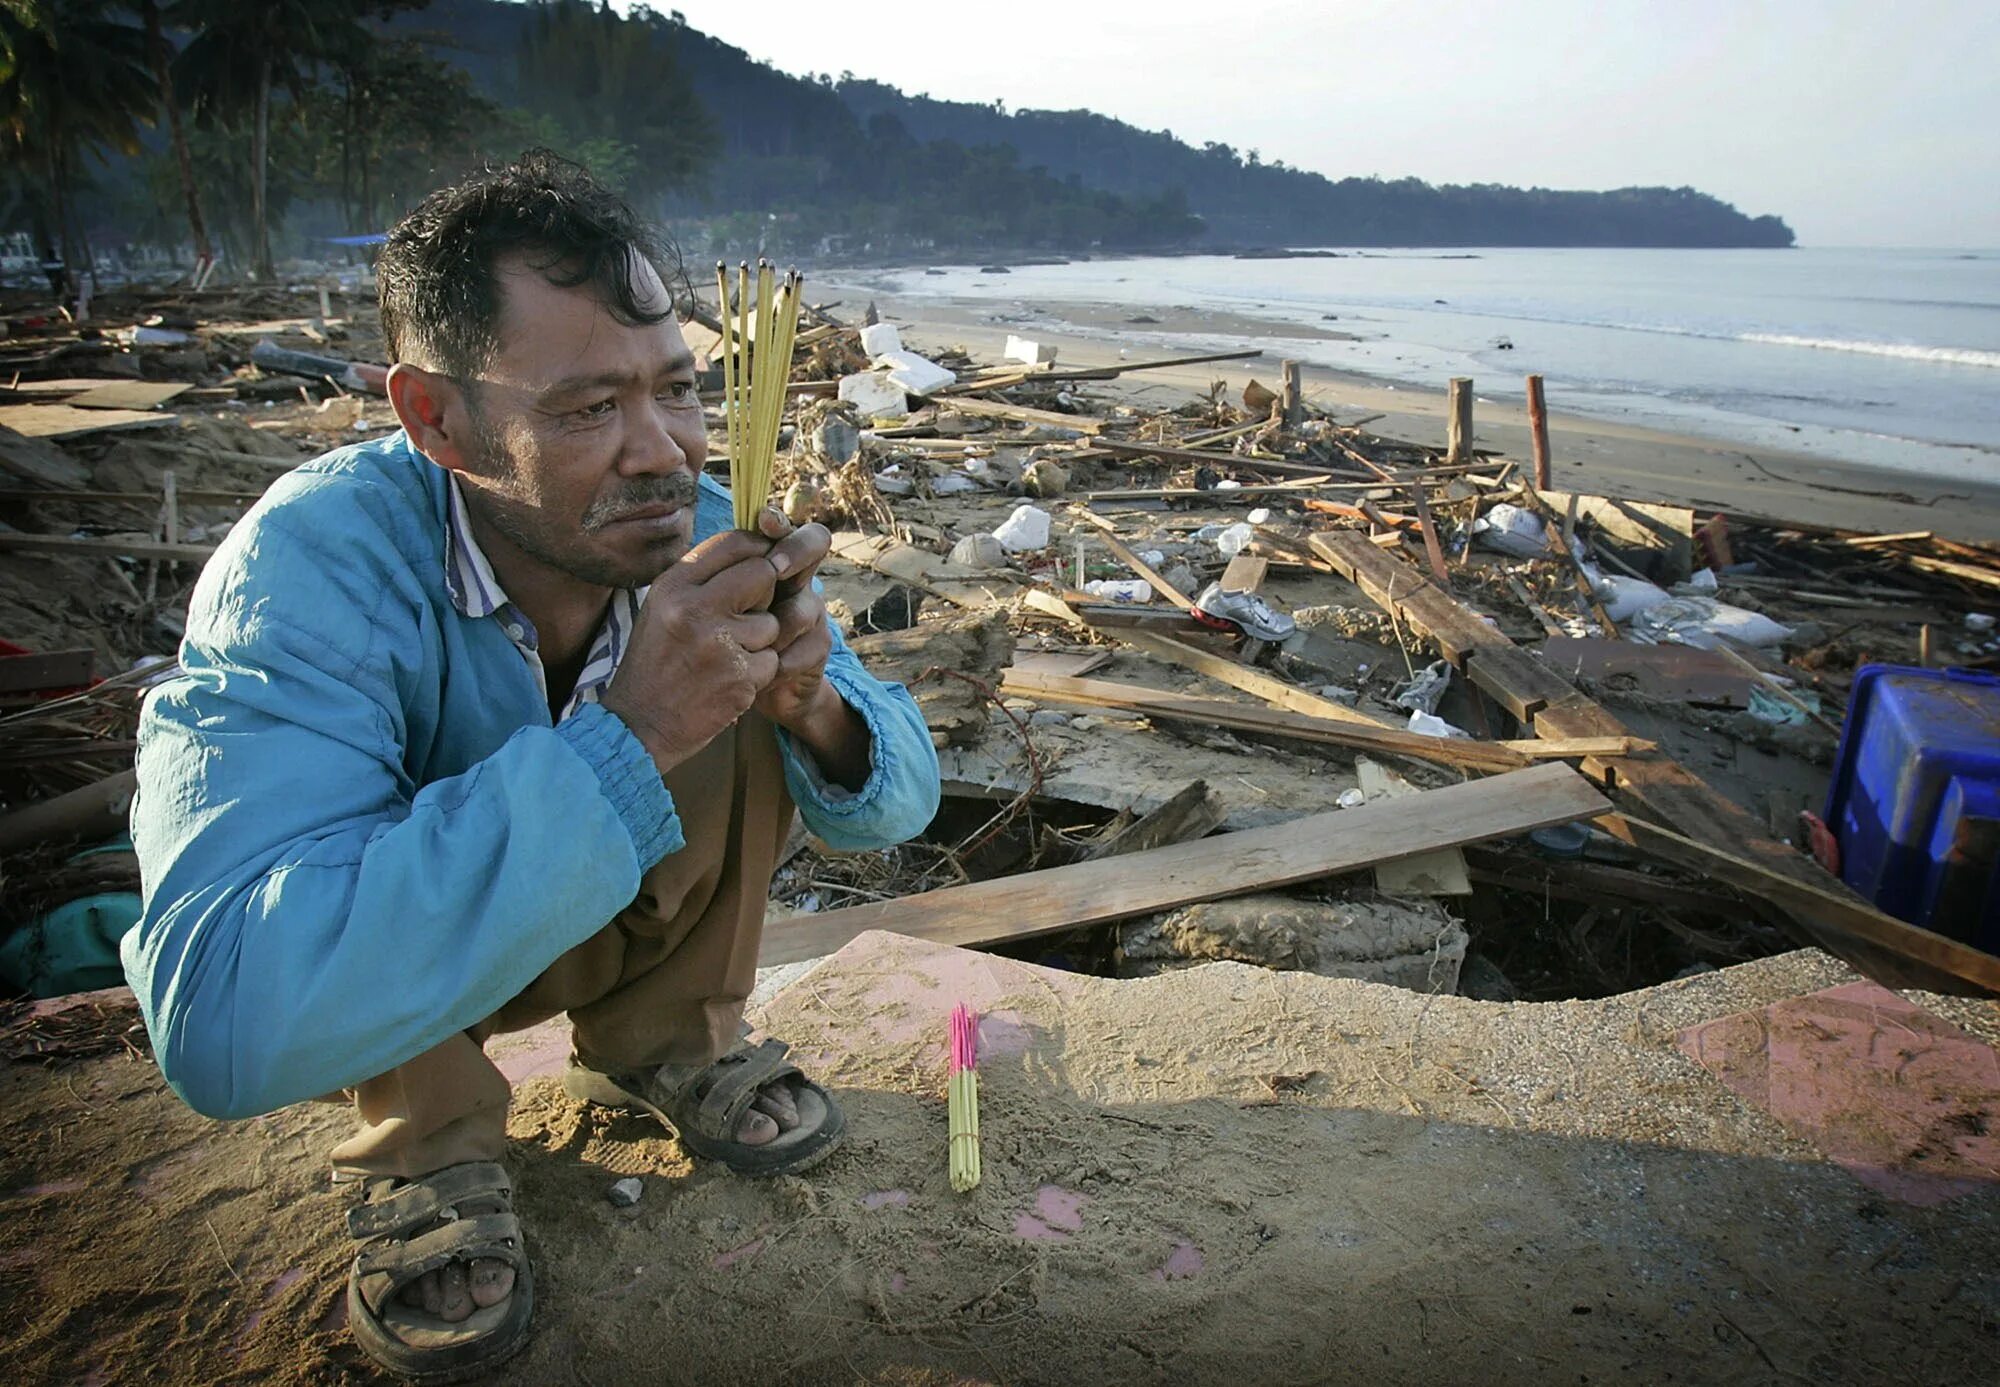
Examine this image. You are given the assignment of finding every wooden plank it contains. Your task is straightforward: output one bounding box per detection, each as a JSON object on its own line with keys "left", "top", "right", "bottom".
{"left": 760, "top": 763, "right": 1609, "bottom": 965}
{"left": 1113, "top": 628, "right": 1405, "bottom": 730}
{"left": 1600, "top": 814, "right": 2000, "bottom": 998}
{"left": 0, "top": 423, "right": 91, "bottom": 488}
{"left": 0, "top": 403, "right": 176, "bottom": 440}
{"left": 935, "top": 396, "right": 1109, "bottom": 434}
{"left": 1072, "top": 509, "right": 1195, "bottom": 610}
{"left": 0, "top": 648, "right": 94, "bottom": 693}
{"left": 1312, "top": 529, "right": 1985, "bottom": 991}
{"left": 999, "top": 669, "right": 1533, "bottom": 772}
{"left": 1007, "top": 650, "right": 1114, "bottom": 680}
{"left": 67, "top": 380, "right": 193, "bottom": 411}
{"left": 1537, "top": 637, "right": 1754, "bottom": 706}
{"left": 1311, "top": 530, "right": 1574, "bottom": 717}
{"left": 1091, "top": 438, "right": 1339, "bottom": 479}
{"left": 0, "top": 533, "right": 216, "bottom": 562}
{"left": 1356, "top": 757, "right": 1472, "bottom": 896}
{"left": 1219, "top": 554, "right": 1269, "bottom": 593}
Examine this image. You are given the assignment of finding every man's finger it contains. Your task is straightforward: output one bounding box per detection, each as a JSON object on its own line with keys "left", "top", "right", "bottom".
{"left": 744, "top": 647, "right": 781, "bottom": 689}
{"left": 755, "top": 506, "right": 794, "bottom": 542}
{"left": 775, "top": 620, "right": 832, "bottom": 677}
{"left": 769, "top": 587, "right": 825, "bottom": 648}
{"left": 692, "top": 551, "right": 780, "bottom": 616}
{"left": 661, "top": 527, "right": 774, "bottom": 588}
{"left": 766, "top": 522, "right": 830, "bottom": 583}
{"left": 728, "top": 610, "right": 782, "bottom": 653}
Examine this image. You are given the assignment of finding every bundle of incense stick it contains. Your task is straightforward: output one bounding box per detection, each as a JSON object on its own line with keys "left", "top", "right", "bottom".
{"left": 948, "top": 1003, "right": 982, "bottom": 1193}
{"left": 714, "top": 259, "right": 805, "bottom": 531}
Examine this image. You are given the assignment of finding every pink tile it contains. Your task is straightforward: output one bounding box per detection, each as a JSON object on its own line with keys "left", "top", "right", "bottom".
{"left": 1677, "top": 981, "right": 2000, "bottom": 1206}
{"left": 1015, "top": 1185, "right": 1087, "bottom": 1241}
{"left": 488, "top": 1017, "right": 571, "bottom": 1084}
{"left": 1152, "top": 1240, "right": 1204, "bottom": 1281}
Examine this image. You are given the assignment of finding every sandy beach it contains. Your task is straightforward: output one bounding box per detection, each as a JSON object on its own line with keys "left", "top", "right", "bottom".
{"left": 824, "top": 281, "right": 2000, "bottom": 544}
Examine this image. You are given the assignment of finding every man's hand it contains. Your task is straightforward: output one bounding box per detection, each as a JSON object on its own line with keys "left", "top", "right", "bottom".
{"left": 599, "top": 528, "right": 784, "bottom": 775}
{"left": 749, "top": 509, "right": 836, "bottom": 729}
{"left": 749, "top": 509, "right": 873, "bottom": 791}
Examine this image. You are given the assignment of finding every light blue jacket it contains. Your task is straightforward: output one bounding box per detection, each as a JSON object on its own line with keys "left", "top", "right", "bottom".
{"left": 123, "top": 432, "right": 940, "bottom": 1120}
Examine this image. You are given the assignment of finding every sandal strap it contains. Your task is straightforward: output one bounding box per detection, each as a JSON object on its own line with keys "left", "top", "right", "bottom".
{"left": 352, "top": 1211, "right": 525, "bottom": 1316}
{"left": 346, "top": 1161, "right": 512, "bottom": 1242}
{"left": 690, "top": 1038, "right": 801, "bottom": 1142}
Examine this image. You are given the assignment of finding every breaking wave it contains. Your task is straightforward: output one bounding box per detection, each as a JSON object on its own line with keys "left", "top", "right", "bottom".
{"left": 1736, "top": 333, "right": 2000, "bottom": 368}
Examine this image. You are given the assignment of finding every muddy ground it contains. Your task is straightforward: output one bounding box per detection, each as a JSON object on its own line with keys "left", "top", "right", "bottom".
{"left": 3, "top": 935, "right": 1997, "bottom": 1387}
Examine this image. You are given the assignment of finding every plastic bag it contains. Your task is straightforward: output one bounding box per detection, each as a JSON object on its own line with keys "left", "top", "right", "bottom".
{"left": 992, "top": 504, "right": 1052, "bottom": 553}
{"left": 1474, "top": 503, "right": 1547, "bottom": 558}
{"left": 1632, "top": 596, "right": 1792, "bottom": 650}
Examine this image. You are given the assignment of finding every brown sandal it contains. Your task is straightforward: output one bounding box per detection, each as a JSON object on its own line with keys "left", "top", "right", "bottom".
{"left": 344, "top": 1161, "right": 535, "bottom": 1383}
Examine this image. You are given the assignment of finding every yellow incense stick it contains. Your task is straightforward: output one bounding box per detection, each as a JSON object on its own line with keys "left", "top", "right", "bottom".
{"left": 719, "top": 261, "right": 804, "bottom": 531}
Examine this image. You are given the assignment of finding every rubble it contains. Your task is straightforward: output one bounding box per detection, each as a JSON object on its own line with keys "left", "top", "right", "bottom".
{"left": 1, "top": 272, "right": 1997, "bottom": 1006}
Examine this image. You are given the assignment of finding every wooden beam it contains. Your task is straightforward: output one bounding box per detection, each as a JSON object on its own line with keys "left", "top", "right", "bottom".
{"left": 759, "top": 763, "right": 1609, "bottom": 965}
{"left": 1446, "top": 378, "right": 1473, "bottom": 464}
{"left": 1071, "top": 508, "right": 1196, "bottom": 610}
{"left": 1308, "top": 528, "right": 1986, "bottom": 994}
{"left": 0, "top": 533, "right": 217, "bottom": 562}
{"left": 1281, "top": 360, "right": 1303, "bottom": 428}
{"left": 1090, "top": 437, "right": 1340, "bottom": 478}
{"left": 937, "top": 396, "right": 1109, "bottom": 434}
{"left": 1000, "top": 669, "right": 1530, "bottom": 772}
{"left": 1599, "top": 814, "right": 2000, "bottom": 997}
{"left": 0, "top": 648, "right": 94, "bottom": 693}
{"left": 1113, "top": 628, "right": 1403, "bottom": 730}
{"left": 1525, "top": 374, "right": 1552, "bottom": 491}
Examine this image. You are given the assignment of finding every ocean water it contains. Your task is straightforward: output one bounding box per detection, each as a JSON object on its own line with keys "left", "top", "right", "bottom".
{"left": 866, "top": 248, "right": 2000, "bottom": 482}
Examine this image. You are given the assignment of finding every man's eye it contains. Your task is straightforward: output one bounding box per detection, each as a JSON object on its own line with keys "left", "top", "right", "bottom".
{"left": 659, "top": 381, "right": 695, "bottom": 402}
{"left": 576, "top": 399, "right": 616, "bottom": 420}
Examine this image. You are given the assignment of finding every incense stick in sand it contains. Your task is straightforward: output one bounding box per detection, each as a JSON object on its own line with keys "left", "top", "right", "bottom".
{"left": 714, "top": 259, "right": 804, "bottom": 531}
{"left": 948, "top": 1003, "right": 982, "bottom": 1192}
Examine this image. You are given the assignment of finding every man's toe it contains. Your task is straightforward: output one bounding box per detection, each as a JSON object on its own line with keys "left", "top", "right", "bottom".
{"left": 437, "top": 1262, "right": 473, "bottom": 1323}
{"left": 469, "top": 1258, "right": 516, "bottom": 1309}
{"left": 752, "top": 1084, "right": 799, "bottom": 1129}
{"left": 736, "top": 1108, "right": 779, "bottom": 1145}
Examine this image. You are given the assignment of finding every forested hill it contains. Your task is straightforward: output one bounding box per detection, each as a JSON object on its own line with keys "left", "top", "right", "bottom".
{"left": 396, "top": 0, "right": 1792, "bottom": 253}
{"left": 834, "top": 82, "right": 1796, "bottom": 249}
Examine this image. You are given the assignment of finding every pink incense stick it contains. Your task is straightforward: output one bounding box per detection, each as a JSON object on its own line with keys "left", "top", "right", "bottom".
{"left": 950, "top": 1003, "right": 979, "bottom": 1073}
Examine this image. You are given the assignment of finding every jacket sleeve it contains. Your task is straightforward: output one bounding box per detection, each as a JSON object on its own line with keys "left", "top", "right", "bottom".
{"left": 774, "top": 595, "right": 941, "bottom": 853}
{"left": 124, "top": 508, "right": 681, "bottom": 1121}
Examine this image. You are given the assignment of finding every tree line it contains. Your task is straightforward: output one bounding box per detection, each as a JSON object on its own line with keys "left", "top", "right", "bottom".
{"left": 0, "top": 0, "right": 1793, "bottom": 292}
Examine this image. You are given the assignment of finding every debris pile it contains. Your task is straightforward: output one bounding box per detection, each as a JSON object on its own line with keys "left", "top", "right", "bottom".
{"left": 1, "top": 276, "right": 1997, "bottom": 1006}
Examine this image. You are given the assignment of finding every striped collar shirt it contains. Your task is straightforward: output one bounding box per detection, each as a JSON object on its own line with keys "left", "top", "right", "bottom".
{"left": 443, "top": 475, "right": 644, "bottom": 722}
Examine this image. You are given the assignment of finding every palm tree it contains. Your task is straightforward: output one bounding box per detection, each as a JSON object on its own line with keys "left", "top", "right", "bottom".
{"left": 0, "top": 0, "right": 158, "bottom": 295}
{"left": 171, "top": 0, "right": 367, "bottom": 280}
{"left": 138, "top": 0, "right": 209, "bottom": 275}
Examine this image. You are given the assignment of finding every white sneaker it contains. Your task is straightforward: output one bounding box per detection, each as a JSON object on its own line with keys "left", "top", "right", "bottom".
{"left": 1192, "top": 582, "right": 1296, "bottom": 641}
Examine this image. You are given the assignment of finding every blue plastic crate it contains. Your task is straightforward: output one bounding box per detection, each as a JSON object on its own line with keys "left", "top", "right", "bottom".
{"left": 1824, "top": 665, "right": 2000, "bottom": 948}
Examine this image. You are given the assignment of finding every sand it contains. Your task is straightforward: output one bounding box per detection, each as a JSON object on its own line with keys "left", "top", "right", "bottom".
{"left": 5, "top": 934, "right": 1998, "bottom": 1386}
{"left": 821, "top": 283, "right": 2000, "bottom": 545}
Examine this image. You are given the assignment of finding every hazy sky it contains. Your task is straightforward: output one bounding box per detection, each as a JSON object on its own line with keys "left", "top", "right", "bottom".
{"left": 665, "top": 0, "right": 1998, "bottom": 247}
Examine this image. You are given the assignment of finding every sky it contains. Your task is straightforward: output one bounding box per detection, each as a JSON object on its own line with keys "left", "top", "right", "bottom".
{"left": 660, "top": 0, "right": 1999, "bottom": 248}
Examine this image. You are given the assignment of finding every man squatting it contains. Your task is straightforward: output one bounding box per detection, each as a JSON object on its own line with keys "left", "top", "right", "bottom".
{"left": 122, "top": 153, "right": 943, "bottom": 1381}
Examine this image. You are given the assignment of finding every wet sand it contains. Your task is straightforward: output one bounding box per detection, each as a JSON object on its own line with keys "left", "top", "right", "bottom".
{"left": 824, "top": 283, "right": 2000, "bottom": 544}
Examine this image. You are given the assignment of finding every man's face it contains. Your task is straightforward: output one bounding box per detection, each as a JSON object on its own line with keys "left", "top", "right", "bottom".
{"left": 453, "top": 251, "right": 707, "bottom": 590}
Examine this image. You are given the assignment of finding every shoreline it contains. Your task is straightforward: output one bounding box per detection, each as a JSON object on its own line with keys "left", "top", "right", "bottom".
{"left": 824, "top": 279, "right": 2000, "bottom": 543}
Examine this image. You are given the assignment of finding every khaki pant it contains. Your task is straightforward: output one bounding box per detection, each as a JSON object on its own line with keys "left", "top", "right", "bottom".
{"left": 328, "top": 716, "right": 794, "bottom": 1179}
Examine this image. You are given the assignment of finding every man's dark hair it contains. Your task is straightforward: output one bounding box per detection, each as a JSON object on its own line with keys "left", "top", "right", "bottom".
{"left": 377, "top": 150, "right": 685, "bottom": 378}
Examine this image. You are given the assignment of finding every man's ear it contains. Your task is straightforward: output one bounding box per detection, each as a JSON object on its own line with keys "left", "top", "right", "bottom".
{"left": 386, "top": 363, "right": 475, "bottom": 473}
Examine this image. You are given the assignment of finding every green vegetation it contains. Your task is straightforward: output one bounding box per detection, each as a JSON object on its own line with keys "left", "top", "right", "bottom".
{"left": 0, "top": 0, "right": 1794, "bottom": 289}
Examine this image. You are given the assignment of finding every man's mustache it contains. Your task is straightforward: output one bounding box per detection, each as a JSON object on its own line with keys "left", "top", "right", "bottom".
{"left": 581, "top": 473, "right": 700, "bottom": 531}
